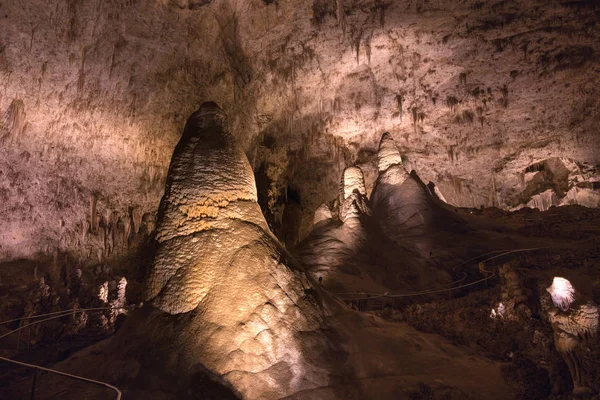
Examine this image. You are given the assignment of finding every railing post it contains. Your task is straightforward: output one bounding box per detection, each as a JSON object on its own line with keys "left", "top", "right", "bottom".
{"left": 16, "top": 325, "right": 21, "bottom": 353}
{"left": 30, "top": 367, "right": 38, "bottom": 400}
{"left": 28, "top": 325, "right": 31, "bottom": 356}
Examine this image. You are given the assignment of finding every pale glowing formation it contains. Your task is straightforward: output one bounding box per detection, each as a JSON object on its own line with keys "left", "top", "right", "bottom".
{"left": 547, "top": 277, "right": 576, "bottom": 311}
{"left": 98, "top": 281, "right": 109, "bottom": 303}
{"left": 375, "top": 133, "right": 409, "bottom": 187}
{"left": 433, "top": 185, "right": 447, "bottom": 203}
{"left": 377, "top": 132, "right": 404, "bottom": 172}
{"left": 141, "top": 103, "right": 336, "bottom": 398}
{"left": 339, "top": 166, "right": 369, "bottom": 222}
{"left": 342, "top": 166, "right": 367, "bottom": 199}
{"left": 548, "top": 302, "right": 599, "bottom": 393}
{"left": 489, "top": 302, "right": 506, "bottom": 319}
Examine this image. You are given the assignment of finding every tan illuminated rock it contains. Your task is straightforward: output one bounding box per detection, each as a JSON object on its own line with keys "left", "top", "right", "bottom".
{"left": 144, "top": 103, "right": 336, "bottom": 398}
{"left": 338, "top": 166, "right": 370, "bottom": 222}
{"left": 547, "top": 278, "right": 599, "bottom": 396}
{"left": 371, "top": 133, "right": 435, "bottom": 240}
{"left": 341, "top": 166, "right": 367, "bottom": 199}
{"left": 39, "top": 104, "right": 514, "bottom": 400}
{"left": 549, "top": 303, "right": 599, "bottom": 396}
{"left": 313, "top": 203, "right": 333, "bottom": 226}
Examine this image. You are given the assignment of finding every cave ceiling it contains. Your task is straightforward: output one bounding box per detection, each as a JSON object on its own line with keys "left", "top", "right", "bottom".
{"left": 0, "top": 0, "right": 599, "bottom": 260}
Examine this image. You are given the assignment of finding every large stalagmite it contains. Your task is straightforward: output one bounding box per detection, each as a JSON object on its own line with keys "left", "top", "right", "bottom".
{"left": 338, "top": 166, "right": 370, "bottom": 222}
{"left": 18, "top": 105, "right": 516, "bottom": 400}
{"left": 371, "top": 133, "right": 464, "bottom": 243}
{"left": 142, "top": 102, "right": 338, "bottom": 398}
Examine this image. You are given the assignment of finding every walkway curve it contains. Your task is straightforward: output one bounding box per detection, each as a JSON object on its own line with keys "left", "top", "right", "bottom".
{"left": 326, "top": 236, "right": 596, "bottom": 302}
{"left": 0, "top": 355, "right": 122, "bottom": 400}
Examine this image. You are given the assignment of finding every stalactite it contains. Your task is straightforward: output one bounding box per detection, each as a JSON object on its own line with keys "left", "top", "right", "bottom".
{"left": 0, "top": 99, "right": 26, "bottom": 141}
{"left": 336, "top": 0, "right": 346, "bottom": 34}
{"left": 90, "top": 193, "right": 97, "bottom": 233}
{"left": 133, "top": 207, "right": 142, "bottom": 235}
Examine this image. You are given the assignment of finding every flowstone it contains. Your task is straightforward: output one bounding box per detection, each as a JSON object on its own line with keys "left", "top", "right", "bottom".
{"left": 547, "top": 278, "right": 599, "bottom": 396}
{"left": 143, "top": 103, "right": 339, "bottom": 398}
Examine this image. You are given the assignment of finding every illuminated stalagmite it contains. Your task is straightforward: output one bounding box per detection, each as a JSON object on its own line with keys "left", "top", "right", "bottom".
{"left": 143, "top": 103, "right": 338, "bottom": 398}
{"left": 338, "top": 166, "right": 370, "bottom": 222}
{"left": 51, "top": 106, "right": 513, "bottom": 400}
{"left": 297, "top": 149, "right": 452, "bottom": 293}
{"left": 297, "top": 166, "right": 369, "bottom": 285}
{"left": 371, "top": 132, "right": 463, "bottom": 243}
{"left": 371, "top": 132, "right": 430, "bottom": 240}
{"left": 376, "top": 132, "right": 409, "bottom": 180}
{"left": 547, "top": 278, "right": 599, "bottom": 396}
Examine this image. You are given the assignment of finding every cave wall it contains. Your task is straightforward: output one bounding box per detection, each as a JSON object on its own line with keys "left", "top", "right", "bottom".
{"left": 1, "top": 0, "right": 599, "bottom": 263}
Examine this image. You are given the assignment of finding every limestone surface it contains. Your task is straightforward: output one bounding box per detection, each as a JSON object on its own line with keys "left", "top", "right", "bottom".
{"left": 144, "top": 103, "right": 338, "bottom": 398}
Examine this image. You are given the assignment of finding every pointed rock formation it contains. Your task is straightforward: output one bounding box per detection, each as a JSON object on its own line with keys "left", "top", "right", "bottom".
{"left": 341, "top": 166, "right": 367, "bottom": 199}
{"left": 547, "top": 278, "right": 599, "bottom": 396}
{"left": 427, "top": 181, "right": 448, "bottom": 203}
{"left": 141, "top": 103, "right": 340, "bottom": 398}
{"left": 371, "top": 132, "right": 462, "bottom": 243}
{"left": 43, "top": 106, "right": 513, "bottom": 400}
{"left": 377, "top": 132, "right": 409, "bottom": 184}
{"left": 338, "top": 166, "right": 370, "bottom": 222}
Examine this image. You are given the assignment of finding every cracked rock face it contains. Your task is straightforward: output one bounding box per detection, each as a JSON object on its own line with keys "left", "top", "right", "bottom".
{"left": 143, "top": 103, "right": 338, "bottom": 398}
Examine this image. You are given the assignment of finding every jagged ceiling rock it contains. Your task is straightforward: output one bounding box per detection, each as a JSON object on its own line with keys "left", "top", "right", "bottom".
{"left": 1, "top": 0, "right": 599, "bottom": 262}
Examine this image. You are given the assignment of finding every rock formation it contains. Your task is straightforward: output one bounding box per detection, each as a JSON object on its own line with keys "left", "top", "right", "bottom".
{"left": 313, "top": 203, "right": 333, "bottom": 227}
{"left": 297, "top": 166, "right": 370, "bottom": 291}
{"left": 492, "top": 263, "right": 532, "bottom": 321}
{"left": 371, "top": 133, "right": 464, "bottom": 245}
{"left": 547, "top": 278, "right": 600, "bottom": 396}
{"left": 141, "top": 102, "right": 340, "bottom": 398}
{"left": 338, "top": 166, "right": 370, "bottom": 222}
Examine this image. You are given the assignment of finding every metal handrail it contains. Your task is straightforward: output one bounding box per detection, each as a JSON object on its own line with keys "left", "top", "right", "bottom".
{"left": 0, "top": 306, "right": 136, "bottom": 399}
{"left": 0, "top": 356, "right": 122, "bottom": 400}
{"left": 327, "top": 237, "right": 596, "bottom": 303}
{"left": 0, "top": 305, "right": 138, "bottom": 327}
